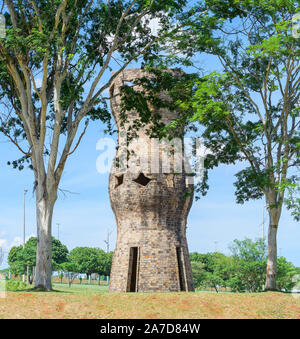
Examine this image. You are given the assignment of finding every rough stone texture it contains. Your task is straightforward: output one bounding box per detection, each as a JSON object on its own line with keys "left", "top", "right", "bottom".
{"left": 108, "top": 68, "right": 194, "bottom": 292}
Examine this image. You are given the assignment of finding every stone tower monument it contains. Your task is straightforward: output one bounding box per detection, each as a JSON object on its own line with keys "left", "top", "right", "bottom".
{"left": 108, "top": 69, "right": 194, "bottom": 292}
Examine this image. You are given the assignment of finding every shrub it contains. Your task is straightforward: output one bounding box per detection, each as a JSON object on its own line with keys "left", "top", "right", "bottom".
{"left": 6, "top": 280, "right": 27, "bottom": 291}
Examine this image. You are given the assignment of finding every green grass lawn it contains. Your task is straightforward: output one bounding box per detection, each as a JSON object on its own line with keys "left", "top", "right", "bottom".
{"left": 53, "top": 282, "right": 109, "bottom": 294}
{"left": 0, "top": 282, "right": 299, "bottom": 319}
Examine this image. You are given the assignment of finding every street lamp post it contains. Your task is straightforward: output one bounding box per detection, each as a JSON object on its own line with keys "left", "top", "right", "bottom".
{"left": 23, "top": 189, "right": 28, "bottom": 283}
{"left": 104, "top": 229, "right": 112, "bottom": 253}
{"left": 56, "top": 223, "right": 60, "bottom": 241}
{"left": 23, "top": 189, "right": 28, "bottom": 249}
{"left": 262, "top": 205, "right": 265, "bottom": 257}
{"left": 104, "top": 229, "right": 113, "bottom": 286}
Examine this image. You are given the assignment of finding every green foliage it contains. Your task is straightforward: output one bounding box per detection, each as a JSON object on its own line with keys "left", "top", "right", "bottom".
{"left": 229, "top": 238, "right": 266, "bottom": 262}
{"left": 0, "top": 0, "right": 200, "bottom": 169}
{"left": 69, "top": 247, "right": 99, "bottom": 277}
{"left": 8, "top": 237, "right": 69, "bottom": 275}
{"left": 6, "top": 280, "right": 27, "bottom": 291}
{"left": 60, "top": 261, "right": 78, "bottom": 274}
{"left": 227, "top": 259, "right": 266, "bottom": 293}
{"left": 58, "top": 247, "right": 113, "bottom": 287}
{"left": 118, "top": 69, "right": 199, "bottom": 142}
{"left": 146, "top": 0, "right": 299, "bottom": 290}
{"left": 191, "top": 261, "right": 207, "bottom": 289}
{"left": 276, "top": 257, "right": 298, "bottom": 291}
{"left": 227, "top": 238, "right": 266, "bottom": 292}
{"left": 190, "top": 252, "right": 231, "bottom": 291}
{"left": 276, "top": 178, "right": 300, "bottom": 221}
{"left": 59, "top": 261, "right": 79, "bottom": 287}
{"left": 97, "top": 250, "right": 113, "bottom": 276}
{"left": 190, "top": 72, "right": 230, "bottom": 121}
{"left": 68, "top": 247, "right": 113, "bottom": 277}
{"left": 8, "top": 245, "right": 25, "bottom": 275}
{"left": 191, "top": 238, "right": 299, "bottom": 293}
{"left": 52, "top": 238, "right": 69, "bottom": 270}
{"left": 0, "top": 0, "right": 204, "bottom": 290}
{"left": 234, "top": 167, "right": 268, "bottom": 203}
{"left": 150, "top": 0, "right": 300, "bottom": 218}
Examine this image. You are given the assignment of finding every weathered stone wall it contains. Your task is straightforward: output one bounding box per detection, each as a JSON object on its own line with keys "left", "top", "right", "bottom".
{"left": 108, "top": 68, "right": 194, "bottom": 292}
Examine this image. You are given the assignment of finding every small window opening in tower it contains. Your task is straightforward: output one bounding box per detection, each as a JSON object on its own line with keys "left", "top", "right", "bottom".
{"left": 109, "top": 84, "right": 115, "bottom": 98}
{"left": 133, "top": 173, "right": 151, "bottom": 186}
{"left": 115, "top": 174, "right": 124, "bottom": 188}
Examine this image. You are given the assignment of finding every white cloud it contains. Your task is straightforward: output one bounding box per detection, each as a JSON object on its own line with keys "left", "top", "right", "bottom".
{"left": 35, "top": 78, "right": 42, "bottom": 88}
{"left": 146, "top": 16, "right": 161, "bottom": 36}
{"left": 10, "top": 236, "right": 22, "bottom": 248}
{"left": 0, "top": 233, "right": 35, "bottom": 251}
{"left": 0, "top": 239, "right": 7, "bottom": 249}
{"left": 106, "top": 13, "right": 164, "bottom": 45}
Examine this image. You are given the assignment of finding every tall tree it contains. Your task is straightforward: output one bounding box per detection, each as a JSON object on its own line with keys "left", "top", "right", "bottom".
{"left": 8, "top": 236, "right": 68, "bottom": 280}
{"left": 69, "top": 247, "right": 99, "bottom": 280}
{"left": 228, "top": 238, "right": 266, "bottom": 292}
{"left": 165, "top": 0, "right": 299, "bottom": 290}
{"left": 0, "top": 0, "right": 198, "bottom": 290}
{"left": 190, "top": 252, "right": 231, "bottom": 291}
{"left": 60, "top": 261, "right": 79, "bottom": 287}
{"left": 95, "top": 249, "right": 113, "bottom": 276}
{"left": 276, "top": 256, "right": 298, "bottom": 291}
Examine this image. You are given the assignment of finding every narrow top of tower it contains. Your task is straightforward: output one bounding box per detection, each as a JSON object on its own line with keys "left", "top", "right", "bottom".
{"left": 109, "top": 68, "right": 183, "bottom": 130}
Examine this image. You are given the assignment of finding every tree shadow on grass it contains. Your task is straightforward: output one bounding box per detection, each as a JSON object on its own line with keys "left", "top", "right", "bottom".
{"left": 8, "top": 286, "right": 73, "bottom": 294}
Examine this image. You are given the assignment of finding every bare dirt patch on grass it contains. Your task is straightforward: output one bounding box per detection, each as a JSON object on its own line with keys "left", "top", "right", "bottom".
{"left": 0, "top": 284, "right": 299, "bottom": 319}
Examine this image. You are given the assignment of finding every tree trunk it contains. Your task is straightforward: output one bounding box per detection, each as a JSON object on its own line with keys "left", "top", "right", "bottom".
{"left": 26, "top": 266, "right": 30, "bottom": 285}
{"left": 265, "top": 206, "right": 280, "bottom": 291}
{"left": 32, "top": 266, "right": 36, "bottom": 284}
{"left": 34, "top": 190, "right": 56, "bottom": 291}
{"left": 29, "top": 268, "right": 33, "bottom": 285}
{"left": 265, "top": 223, "right": 278, "bottom": 290}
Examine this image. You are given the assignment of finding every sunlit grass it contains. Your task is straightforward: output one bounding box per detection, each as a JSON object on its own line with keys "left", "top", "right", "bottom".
{"left": 0, "top": 283, "right": 299, "bottom": 319}
{"left": 53, "top": 283, "right": 109, "bottom": 295}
